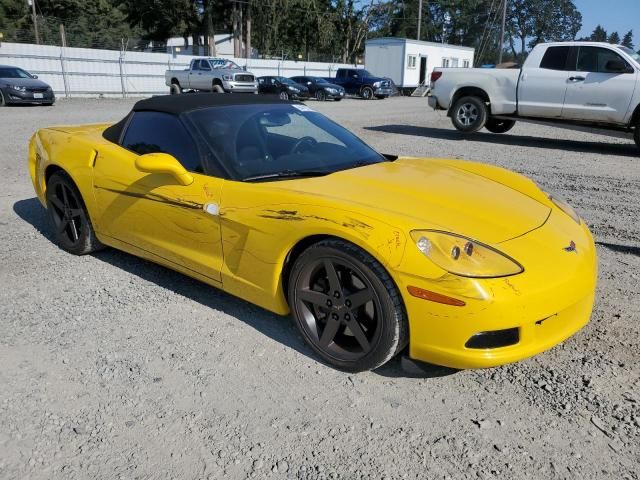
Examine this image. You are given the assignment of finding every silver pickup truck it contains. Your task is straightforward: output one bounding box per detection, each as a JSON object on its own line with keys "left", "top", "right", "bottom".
{"left": 165, "top": 58, "right": 258, "bottom": 94}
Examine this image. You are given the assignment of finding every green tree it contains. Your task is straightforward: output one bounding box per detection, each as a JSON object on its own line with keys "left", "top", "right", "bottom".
{"left": 622, "top": 30, "right": 634, "bottom": 48}
{"left": 590, "top": 24, "right": 607, "bottom": 41}
{"left": 507, "top": 0, "right": 582, "bottom": 59}
{"left": 608, "top": 31, "right": 620, "bottom": 44}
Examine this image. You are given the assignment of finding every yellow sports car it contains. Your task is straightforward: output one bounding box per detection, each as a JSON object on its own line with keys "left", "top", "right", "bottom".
{"left": 28, "top": 94, "right": 597, "bottom": 372}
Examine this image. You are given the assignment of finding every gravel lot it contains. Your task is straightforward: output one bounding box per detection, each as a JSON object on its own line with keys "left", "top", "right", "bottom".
{"left": 1, "top": 96, "right": 638, "bottom": 480}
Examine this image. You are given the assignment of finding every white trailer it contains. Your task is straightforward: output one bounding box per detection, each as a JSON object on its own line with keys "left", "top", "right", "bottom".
{"left": 364, "top": 37, "right": 475, "bottom": 94}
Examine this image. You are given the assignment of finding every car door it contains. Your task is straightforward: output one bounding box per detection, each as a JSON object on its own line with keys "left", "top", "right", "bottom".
{"left": 562, "top": 46, "right": 638, "bottom": 124}
{"left": 93, "top": 111, "right": 224, "bottom": 283}
{"left": 191, "top": 60, "right": 212, "bottom": 90}
{"left": 517, "top": 45, "right": 570, "bottom": 118}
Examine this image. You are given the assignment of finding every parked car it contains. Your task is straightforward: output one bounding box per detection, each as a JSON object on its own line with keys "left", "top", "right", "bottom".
{"left": 326, "top": 68, "right": 392, "bottom": 99}
{"left": 28, "top": 93, "right": 597, "bottom": 373}
{"left": 429, "top": 41, "right": 640, "bottom": 149}
{"left": 290, "top": 76, "right": 345, "bottom": 101}
{"left": 0, "top": 65, "right": 54, "bottom": 106}
{"left": 165, "top": 58, "right": 258, "bottom": 94}
{"left": 257, "top": 76, "right": 310, "bottom": 100}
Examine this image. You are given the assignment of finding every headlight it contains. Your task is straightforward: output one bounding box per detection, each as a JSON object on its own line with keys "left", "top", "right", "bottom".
{"left": 373, "top": 81, "right": 382, "bottom": 88}
{"left": 222, "top": 75, "right": 232, "bottom": 81}
{"left": 410, "top": 230, "right": 524, "bottom": 278}
{"left": 326, "top": 88, "right": 338, "bottom": 94}
{"left": 10, "top": 85, "right": 27, "bottom": 92}
{"left": 547, "top": 192, "right": 581, "bottom": 225}
{"left": 288, "top": 86, "right": 299, "bottom": 92}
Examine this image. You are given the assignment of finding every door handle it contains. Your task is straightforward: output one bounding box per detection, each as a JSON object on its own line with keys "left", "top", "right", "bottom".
{"left": 569, "top": 76, "right": 585, "bottom": 82}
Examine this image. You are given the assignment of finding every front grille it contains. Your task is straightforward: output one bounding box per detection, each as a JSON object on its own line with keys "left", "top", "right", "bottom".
{"left": 234, "top": 74, "right": 254, "bottom": 82}
{"left": 381, "top": 80, "right": 390, "bottom": 88}
{"left": 28, "top": 87, "right": 49, "bottom": 93}
{"left": 465, "top": 328, "right": 519, "bottom": 349}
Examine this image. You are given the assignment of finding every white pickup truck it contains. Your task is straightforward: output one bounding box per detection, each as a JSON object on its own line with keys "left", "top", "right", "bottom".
{"left": 165, "top": 58, "right": 258, "bottom": 94}
{"left": 429, "top": 42, "right": 640, "bottom": 150}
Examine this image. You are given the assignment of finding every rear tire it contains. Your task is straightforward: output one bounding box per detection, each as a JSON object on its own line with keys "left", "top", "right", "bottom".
{"left": 451, "top": 96, "right": 488, "bottom": 133}
{"left": 485, "top": 118, "right": 516, "bottom": 134}
{"left": 288, "top": 239, "right": 408, "bottom": 372}
{"left": 46, "top": 172, "right": 104, "bottom": 255}
{"left": 170, "top": 83, "right": 181, "bottom": 95}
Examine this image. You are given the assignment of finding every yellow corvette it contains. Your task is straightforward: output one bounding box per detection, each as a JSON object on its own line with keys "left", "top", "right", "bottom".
{"left": 28, "top": 94, "right": 597, "bottom": 372}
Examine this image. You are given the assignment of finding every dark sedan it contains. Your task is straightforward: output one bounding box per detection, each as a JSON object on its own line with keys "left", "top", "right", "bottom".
{"left": 257, "top": 76, "right": 310, "bottom": 101}
{"left": 0, "top": 65, "right": 55, "bottom": 106}
{"left": 290, "top": 76, "right": 345, "bottom": 101}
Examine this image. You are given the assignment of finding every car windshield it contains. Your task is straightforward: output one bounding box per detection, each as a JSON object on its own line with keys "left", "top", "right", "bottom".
{"left": 209, "top": 59, "right": 242, "bottom": 70}
{"left": 277, "top": 77, "right": 296, "bottom": 85}
{"left": 618, "top": 46, "right": 640, "bottom": 65}
{"left": 188, "top": 104, "right": 385, "bottom": 181}
{"left": 0, "top": 67, "right": 32, "bottom": 79}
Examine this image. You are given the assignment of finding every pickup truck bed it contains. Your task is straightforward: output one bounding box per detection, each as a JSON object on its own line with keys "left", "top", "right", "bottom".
{"left": 429, "top": 41, "right": 640, "bottom": 150}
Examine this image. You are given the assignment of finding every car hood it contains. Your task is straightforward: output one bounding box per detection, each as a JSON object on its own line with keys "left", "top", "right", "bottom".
{"left": 0, "top": 77, "right": 50, "bottom": 88}
{"left": 274, "top": 157, "right": 551, "bottom": 244}
{"left": 321, "top": 82, "right": 344, "bottom": 90}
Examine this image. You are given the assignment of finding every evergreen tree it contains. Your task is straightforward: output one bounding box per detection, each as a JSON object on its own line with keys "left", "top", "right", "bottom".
{"left": 622, "top": 30, "right": 634, "bottom": 49}
{"left": 590, "top": 24, "right": 607, "bottom": 42}
{"left": 608, "top": 31, "right": 620, "bottom": 44}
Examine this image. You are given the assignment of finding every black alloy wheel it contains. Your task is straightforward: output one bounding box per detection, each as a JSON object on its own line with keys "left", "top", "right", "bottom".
{"left": 46, "top": 172, "right": 103, "bottom": 255}
{"left": 316, "top": 89, "right": 327, "bottom": 101}
{"left": 288, "top": 239, "right": 407, "bottom": 372}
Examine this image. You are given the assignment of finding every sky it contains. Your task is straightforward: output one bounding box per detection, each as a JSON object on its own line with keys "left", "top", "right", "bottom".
{"left": 574, "top": 0, "right": 640, "bottom": 46}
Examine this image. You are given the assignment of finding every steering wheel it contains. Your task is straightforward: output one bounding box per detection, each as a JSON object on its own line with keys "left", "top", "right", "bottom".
{"left": 290, "top": 136, "right": 318, "bottom": 154}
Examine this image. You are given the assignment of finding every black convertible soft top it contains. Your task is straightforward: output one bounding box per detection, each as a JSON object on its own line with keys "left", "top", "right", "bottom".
{"left": 103, "top": 93, "right": 294, "bottom": 143}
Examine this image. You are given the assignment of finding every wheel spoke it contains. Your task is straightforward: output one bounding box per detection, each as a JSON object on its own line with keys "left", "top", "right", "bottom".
{"left": 348, "top": 320, "right": 370, "bottom": 352}
{"left": 323, "top": 260, "right": 341, "bottom": 293}
{"left": 346, "top": 289, "right": 372, "bottom": 310}
{"left": 61, "top": 185, "right": 70, "bottom": 207}
{"left": 299, "top": 289, "right": 330, "bottom": 307}
{"left": 69, "top": 208, "right": 83, "bottom": 219}
{"left": 49, "top": 195, "right": 65, "bottom": 211}
{"left": 57, "top": 216, "right": 69, "bottom": 234}
{"left": 319, "top": 317, "right": 341, "bottom": 347}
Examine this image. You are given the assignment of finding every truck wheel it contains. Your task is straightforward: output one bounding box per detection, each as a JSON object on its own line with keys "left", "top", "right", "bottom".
{"left": 212, "top": 84, "right": 225, "bottom": 93}
{"left": 485, "top": 118, "right": 516, "bottom": 134}
{"left": 451, "top": 96, "right": 488, "bottom": 133}
{"left": 361, "top": 86, "right": 374, "bottom": 100}
{"left": 170, "top": 83, "right": 181, "bottom": 95}
{"left": 634, "top": 124, "right": 640, "bottom": 150}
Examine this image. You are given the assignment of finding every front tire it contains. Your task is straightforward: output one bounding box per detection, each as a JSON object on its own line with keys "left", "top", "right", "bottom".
{"left": 0, "top": 89, "right": 6, "bottom": 106}
{"left": 451, "top": 96, "right": 488, "bottom": 133}
{"left": 211, "top": 84, "right": 225, "bottom": 93}
{"left": 288, "top": 239, "right": 408, "bottom": 372}
{"left": 361, "top": 86, "right": 374, "bottom": 100}
{"left": 279, "top": 91, "right": 290, "bottom": 100}
{"left": 315, "top": 90, "right": 327, "bottom": 101}
{"left": 485, "top": 118, "right": 516, "bottom": 133}
{"left": 634, "top": 123, "right": 640, "bottom": 150}
{"left": 46, "top": 172, "right": 104, "bottom": 255}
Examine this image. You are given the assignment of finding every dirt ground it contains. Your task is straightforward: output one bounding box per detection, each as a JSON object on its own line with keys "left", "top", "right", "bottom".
{"left": 0, "top": 96, "right": 638, "bottom": 480}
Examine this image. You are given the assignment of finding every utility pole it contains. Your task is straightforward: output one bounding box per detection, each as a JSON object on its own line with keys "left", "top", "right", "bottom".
{"left": 417, "top": 0, "right": 422, "bottom": 41}
{"left": 245, "top": 0, "right": 251, "bottom": 60}
{"left": 498, "top": 0, "right": 507, "bottom": 64}
{"left": 28, "top": 0, "right": 40, "bottom": 44}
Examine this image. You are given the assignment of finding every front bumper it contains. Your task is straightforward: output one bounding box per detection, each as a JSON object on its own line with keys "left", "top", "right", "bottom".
{"left": 291, "top": 91, "right": 310, "bottom": 100}
{"left": 395, "top": 212, "right": 598, "bottom": 369}
{"left": 223, "top": 81, "right": 258, "bottom": 93}
{"left": 3, "top": 87, "right": 55, "bottom": 104}
{"left": 325, "top": 90, "right": 345, "bottom": 99}
{"left": 374, "top": 87, "right": 392, "bottom": 97}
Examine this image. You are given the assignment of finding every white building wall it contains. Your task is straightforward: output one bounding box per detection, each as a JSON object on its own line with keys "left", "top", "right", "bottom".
{"left": 365, "top": 38, "right": 475, "bottom": 88}
{"left": 0, "top": 42, "right": 361, "bottom": 97}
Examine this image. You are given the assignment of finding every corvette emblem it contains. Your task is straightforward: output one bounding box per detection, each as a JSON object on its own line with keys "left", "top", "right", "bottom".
{"left": 564, "top": 241, "right": 577, "bottom": 253}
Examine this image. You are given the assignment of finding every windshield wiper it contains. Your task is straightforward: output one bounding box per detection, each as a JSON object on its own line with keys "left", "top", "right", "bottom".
{"left": 242, "top": 169, "right": 331, "bottom": 182}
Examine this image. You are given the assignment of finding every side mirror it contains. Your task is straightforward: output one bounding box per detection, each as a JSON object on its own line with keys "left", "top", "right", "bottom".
{"left": 307, "top": 81, "right": 312, "bottom": 85}
{"left": 605, "top": 59, "right": 630, "bottom": 73}
{"left": 135, "top": 153, "right": 194, "bottom": 186}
